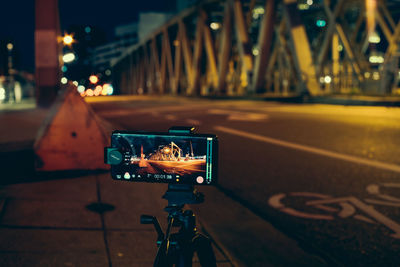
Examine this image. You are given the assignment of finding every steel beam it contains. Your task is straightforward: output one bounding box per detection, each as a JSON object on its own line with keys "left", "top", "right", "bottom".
{"left": 217, "top": 1, "right": 232, "bottom": 94}
{"left": 174, "top": 26, "right": 183, "bottom": 94}
{"left": 251, "top": 0, "right": 275, "bottom": 93}
{"left": 179, "top": 20, "right": 194, "bottom": 94}
{"left": 151, "top": 37, "right": 161, "bottom": 92}
{"left": 232, "top": 0, "right": 253, "bottom": 90}
{"left": 283, "top": 0, "right": 320, "bottom": 95}
{"left": 190, "top": 12, "right": 205, "bottom": 95}
{"left": 201, "top": 9, "right": 219, "bottom": 90}
{"left": 162, "top": 29, "right": 175, "bottom": 93}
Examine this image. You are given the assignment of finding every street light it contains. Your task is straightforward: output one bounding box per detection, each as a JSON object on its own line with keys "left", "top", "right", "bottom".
{"left": 63, "top": 52, "right": 75, "bottom": 63}
{"left": 368, "top": 32, "right": 381, "bottom": 43}
{"left": 6, "top": 43, "right": 13, "bottom": 51}
{"left": 210, "top": 22, "right": 220, "bottom": 30}
{"left": 63, "top": 34, "right": 74, "bottom": 46}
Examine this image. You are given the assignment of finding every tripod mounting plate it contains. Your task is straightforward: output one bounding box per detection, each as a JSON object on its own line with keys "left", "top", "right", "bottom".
{"left": 163, "top": 184, "right": 204, "bottom": 206}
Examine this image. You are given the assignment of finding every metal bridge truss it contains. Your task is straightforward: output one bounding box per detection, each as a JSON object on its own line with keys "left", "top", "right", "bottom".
{"left": 112, "top": 0, "right": 400, "bottom": 97}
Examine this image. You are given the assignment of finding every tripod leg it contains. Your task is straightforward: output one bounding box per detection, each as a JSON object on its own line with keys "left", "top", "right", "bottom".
{"left": 176, "top": 244, "right": 194, "bottom": 267}
{"left": 154, "top": 239, "right": 172, "bottom": 267}
{"left": 193, "top": 233, "right": 217, "bottom": 267}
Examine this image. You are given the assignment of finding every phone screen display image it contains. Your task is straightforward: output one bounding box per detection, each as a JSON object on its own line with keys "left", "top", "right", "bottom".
{"left": 110, "top": 132, "right": 217, "bottom": 185}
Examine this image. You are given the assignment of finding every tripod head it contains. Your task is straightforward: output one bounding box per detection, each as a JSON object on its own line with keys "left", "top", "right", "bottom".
{"left": 163, "top": 184, "right": 204, "bottom": 207}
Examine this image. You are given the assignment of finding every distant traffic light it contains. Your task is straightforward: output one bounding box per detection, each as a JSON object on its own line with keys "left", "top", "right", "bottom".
{"left": 316, "top": 19, "right": 326, "bottom": 27}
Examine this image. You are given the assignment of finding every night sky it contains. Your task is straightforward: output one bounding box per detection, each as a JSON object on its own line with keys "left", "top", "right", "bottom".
{"left": 0, "top": 0, "right": 176, "bottom": 72}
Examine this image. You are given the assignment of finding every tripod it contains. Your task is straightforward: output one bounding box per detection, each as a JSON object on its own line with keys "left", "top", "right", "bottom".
{"left": 141, "top": 184, "right": 217, "bottom": 267}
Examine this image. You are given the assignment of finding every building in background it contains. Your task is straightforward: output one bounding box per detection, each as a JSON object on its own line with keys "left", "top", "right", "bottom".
{"left": 176, "top": 0, "right": 198, "bottom": 13}
{"left": 90, "top": 12, "right": 172, "bottom": 77}
{"left": 91, "top": 22, "right": 138, "bottom": 74}
{"left": 138, "top": 12, "right": 172, "bottom": 41}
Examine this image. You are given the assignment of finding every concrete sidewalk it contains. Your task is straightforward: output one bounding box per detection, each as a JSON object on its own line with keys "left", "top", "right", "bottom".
{"left": 0, "top": 102, "right": 326, "bottom": 267}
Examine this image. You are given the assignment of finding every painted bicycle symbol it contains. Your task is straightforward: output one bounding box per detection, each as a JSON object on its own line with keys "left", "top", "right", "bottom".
{"left": 269, "top": 183, "right": 400, "bottom": 239}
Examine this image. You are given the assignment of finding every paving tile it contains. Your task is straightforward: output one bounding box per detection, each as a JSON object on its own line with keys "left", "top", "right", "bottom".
{"left": 98, "top": 174, "right": 169, "bottom": 230}
{"left": 107, "top": 229, "right": 230, "bottom": 267}
{"left": 0, "top": 252, "right": 108, "bottom": 267}
{"left": 107, "top": 230, "right": 157, "bottom": 265}
{"left": 1, "top": 199, "right": 101, "bottom": 228}
{"left": 0, "top": 228, "right": 108, "bottom": 267}
{"left": 1, "top": 176, "right": 98, "bottom": 202}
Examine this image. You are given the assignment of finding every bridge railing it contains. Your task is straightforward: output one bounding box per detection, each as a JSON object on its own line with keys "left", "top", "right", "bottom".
{"left": 112, "top": 0, "right": 400, "bottom": 97}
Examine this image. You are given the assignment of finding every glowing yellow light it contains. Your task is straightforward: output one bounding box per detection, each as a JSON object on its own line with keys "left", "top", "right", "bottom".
{"left": 63, "top": 53, "right": 75, "bottom": 63}
{"left": 368, "top": 32, "right": 380, "bottom": 43}
{"left": 61, "top": 77, "right": 68, "bottom": 84}
{"left": 86, "top": 89, "right": 94, "bottom": 96}
{"left": 369, "top": 55, "right": 384, "bottom": 64}
{"left": 324, "top": 76, "right": 332, "bottom": 84}
{"left": 210, "top": 22, "right": 220, "bottom": 30}
{"left": 63, "top": 34, "right": 74, "bottom": 45}
{"left": 104, "top": 83, "right": 114, "bottom": 95}
{"left": 94, "top": 85, "right": 102, "bottom": 96}
{"left": 101, "top": 88, "right": 108, "bottom": 96}
{"left": 0, "top": 87, "right": 5, "bottom": 101}
{"left": 298, "top": 3, "right": 309, "bottom": 10}
{"left": 89, "top": 75, "right": 99, "bottom": 84}
{"left": 6, "top": 43, "right": 13, "bottom": 51}
{"left": 364, "top": 72, "right": 371, "bottom": 78}
{"left": 252, "top": 48, "right": 259, "bottom": 56}
{"left": 253, "top": 6, "right": 265, "bottom": 19}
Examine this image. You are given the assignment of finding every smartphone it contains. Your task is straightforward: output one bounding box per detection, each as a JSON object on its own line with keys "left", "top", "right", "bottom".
{"left": 105, "top": 131, "right": 218, "bottom": 185}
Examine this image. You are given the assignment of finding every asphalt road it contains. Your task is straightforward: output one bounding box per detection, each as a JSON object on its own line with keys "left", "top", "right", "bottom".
{"left": 89, "top": 96, "right": 400, "bottom": 266}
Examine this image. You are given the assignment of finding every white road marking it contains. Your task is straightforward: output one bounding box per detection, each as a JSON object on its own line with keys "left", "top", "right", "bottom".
{"left": 307, "top": 197, "right": 400, "bottom": 238}
{"left": 268, "top": 193, "right": 334, "bottom": 220}
{"left": 354, "top": 215, "right": 377, "bottom": 224}
{"left": 365, "top": 199, "right": 400, "bottom": 207}
{"left": 215, "top": 126, "right": 400, "bottom": 174}
{"left": 209, "top": 109, "right": 268, "bottom": 121}
{"left": 366, "top": 183, "right": 400, "bottom": 202}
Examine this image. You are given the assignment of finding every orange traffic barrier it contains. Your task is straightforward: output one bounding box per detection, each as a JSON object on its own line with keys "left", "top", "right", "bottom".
{"left": 34, "top": 84, "right": 112, "bottom": 171}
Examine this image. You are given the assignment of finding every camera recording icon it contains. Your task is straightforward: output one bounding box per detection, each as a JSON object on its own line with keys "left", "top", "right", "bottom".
{"left": 196, "top": 176, "right": 204, "bottom": 184}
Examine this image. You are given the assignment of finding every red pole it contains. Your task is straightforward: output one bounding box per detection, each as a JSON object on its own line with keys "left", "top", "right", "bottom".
{"left": 35, "top": 0, "right": 62, "bottom": 107}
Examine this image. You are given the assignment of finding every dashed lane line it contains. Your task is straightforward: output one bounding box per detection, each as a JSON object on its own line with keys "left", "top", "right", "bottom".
{"left": 215, "top": 126, "right": 400, "bottom": 174}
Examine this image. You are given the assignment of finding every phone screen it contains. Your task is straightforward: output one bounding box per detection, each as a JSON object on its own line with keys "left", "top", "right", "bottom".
{"left": 110, "top": 132, "right": 218, "bottom": 185}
